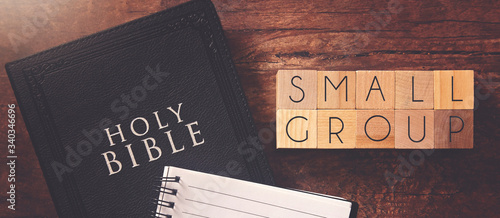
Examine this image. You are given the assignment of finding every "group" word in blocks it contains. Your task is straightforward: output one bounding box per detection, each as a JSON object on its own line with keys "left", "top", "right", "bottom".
{"left": 276, "top": 70, "right": 474, "bottom": 149}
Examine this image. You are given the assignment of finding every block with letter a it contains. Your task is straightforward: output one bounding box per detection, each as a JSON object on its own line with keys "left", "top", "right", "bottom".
{"left": 356, "top": 70, "right": 395, "bottom": 109}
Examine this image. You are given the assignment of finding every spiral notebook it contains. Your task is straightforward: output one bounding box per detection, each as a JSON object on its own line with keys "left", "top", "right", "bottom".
{"left": 154, "top": 166, "right": 352, "bottom": 218}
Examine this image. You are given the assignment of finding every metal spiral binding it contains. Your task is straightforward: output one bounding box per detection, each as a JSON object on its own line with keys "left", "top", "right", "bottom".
{"left": 152, "top": 176, "right": 180, "bottom": 218}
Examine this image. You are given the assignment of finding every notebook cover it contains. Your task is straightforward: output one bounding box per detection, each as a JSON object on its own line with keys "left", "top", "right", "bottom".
{"left": 5, "top": 0, "right": 274, "bottom": 216}
{"left": 155, "top": 166, "right": 353, "bottom": 218}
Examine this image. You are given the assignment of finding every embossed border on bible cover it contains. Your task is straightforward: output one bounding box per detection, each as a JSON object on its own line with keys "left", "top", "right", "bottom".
{"left": 5, "top": 0, "right": 274, "bottom": 217}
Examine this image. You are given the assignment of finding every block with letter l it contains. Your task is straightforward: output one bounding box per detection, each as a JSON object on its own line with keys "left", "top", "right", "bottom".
{"left": 434, "top": 70, "right": 474, "bottom": 109}
{"left": 395, "top": 71, "right": 434, "bottom": 109}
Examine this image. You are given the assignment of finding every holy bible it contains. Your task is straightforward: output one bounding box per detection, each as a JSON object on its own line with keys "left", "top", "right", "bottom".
{"left": 5, "top": 0, "right": 274, "bottom": 217}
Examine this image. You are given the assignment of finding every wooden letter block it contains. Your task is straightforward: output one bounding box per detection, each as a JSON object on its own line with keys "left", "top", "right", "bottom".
{"left": 395, "top": 71, "right": 434, "bottom": 109}
{"left": 276, "top": 109, "right": 317, "bottom": 149}
{"left": 356, "top": 110, "right": 395, "bottom": 148}
{"left": 395, "top": 110, "right": 434, "bottom": 149}
{"left": 356, "top": 71, "right": 395, "bottom": 109}
{"left": 434, "top": 110, "right": 473, "bottom": 149}
{"left": 277, "top": 70, "right": 317, "bottom": 109}
{"left": 317, "top": 110, "right": 356, "bottom": 149}
{"left": 317, "top": 71, "right": 356, "bottom": 109}
{"left": 434, "top": 70, "right": 474, "bottom": 109}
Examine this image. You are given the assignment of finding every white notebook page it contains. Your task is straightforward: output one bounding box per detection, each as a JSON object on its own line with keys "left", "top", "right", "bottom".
{"left": 155, "top": 166, "right": 351, "bottom": 218}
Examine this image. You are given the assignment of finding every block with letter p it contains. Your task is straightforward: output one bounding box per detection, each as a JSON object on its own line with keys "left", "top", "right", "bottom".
{"left": 434, "top": 110, "right": 473, "bottom": 149}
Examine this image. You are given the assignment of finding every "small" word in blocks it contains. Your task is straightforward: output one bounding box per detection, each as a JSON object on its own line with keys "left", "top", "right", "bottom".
{"left": 276, "top": 70, "right": 474, "bottom": 149}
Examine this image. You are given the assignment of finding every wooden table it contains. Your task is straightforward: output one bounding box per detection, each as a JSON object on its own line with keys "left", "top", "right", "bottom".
{"left": 0, "top": 0, "right": 498, "bottom": 217}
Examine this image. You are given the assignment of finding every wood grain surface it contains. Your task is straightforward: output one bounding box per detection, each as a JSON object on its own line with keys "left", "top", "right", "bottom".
{"left": 0, "top": 0, "right": 499, "bottom": 217}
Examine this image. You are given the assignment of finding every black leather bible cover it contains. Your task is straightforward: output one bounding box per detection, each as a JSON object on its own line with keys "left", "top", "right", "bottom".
{"left": 5, "top": 0, "right": 274, "bottom": 217}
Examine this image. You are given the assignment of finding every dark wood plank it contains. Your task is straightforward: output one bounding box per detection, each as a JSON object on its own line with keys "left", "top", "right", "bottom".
{"left": 0, "top": 0, "right": 498, "bottom": 217}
